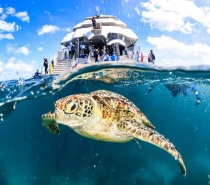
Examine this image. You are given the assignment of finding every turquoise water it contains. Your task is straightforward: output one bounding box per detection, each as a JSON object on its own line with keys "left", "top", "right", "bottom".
{"left": 0, "top": 62, "right": 210, "bottom": 185}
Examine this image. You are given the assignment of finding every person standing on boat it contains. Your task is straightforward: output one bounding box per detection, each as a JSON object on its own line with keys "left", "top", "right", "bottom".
{"left": 71, "top": 44, "right": 76, "bottom": 60}
{"left": 92, "top": 16, "right": 96, "bottom": 29}
{"left": 148, "top": 50, "right": 155, "bottom": 64}
{"left": 94, "top": 48, "right": 99, "bottom": 62}
{"left": 99, "top": 49, "right": 105, "bottom": 61}
{"left": 135, "top": 51, "right": 140, "bottom": 61}
{"left": 91, "top": 48, "right": 94, "bottom": 59}
{"left": 68, "top": 44, "right": 72, "bottom": 59}
{"left": 140, "top": 52, "right": 144, "bottom": 62}
{"left": 49, "top": 63, "right": 53, "bottom": 74}
{"left": 51, "top": 60, "right": 54, "bottom": 68}
{"left": 43, "top": 58, "right": 48, "bottom": 74}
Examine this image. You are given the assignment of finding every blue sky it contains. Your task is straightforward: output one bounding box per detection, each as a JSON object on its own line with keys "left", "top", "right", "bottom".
{"left": 1, "top": 0, "right": 210, "bottom": 80}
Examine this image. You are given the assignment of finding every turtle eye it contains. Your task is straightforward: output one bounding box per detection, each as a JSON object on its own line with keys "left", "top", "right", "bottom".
{"left": 64, "top": 101, "right": 78, "bottom": 114}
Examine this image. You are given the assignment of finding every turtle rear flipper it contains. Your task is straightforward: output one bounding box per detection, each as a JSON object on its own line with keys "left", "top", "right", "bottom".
{"left": 117, "top": 120, "right": 186, "bottom": 176}
{"left": 42, "top": 111, "right": 60, "bottom": 135}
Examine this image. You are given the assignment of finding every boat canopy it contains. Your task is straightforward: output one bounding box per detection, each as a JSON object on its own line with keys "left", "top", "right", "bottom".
{"left": 60, "top": 14, "right": 138, "bottom": 51}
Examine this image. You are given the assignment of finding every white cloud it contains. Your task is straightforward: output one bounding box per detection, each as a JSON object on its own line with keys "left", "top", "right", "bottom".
{"left": 64, "top": 27, "right": 72, "bottom": 32}
{"left": 0, "top": 8, "right": 3, "bottom": 14}
{"left": 6, "top": 7, "right": 15, "bottom": 15}
{"left": 0, "top": 61, "right": 3, "bottom": 71}
{"left": 15, "top": 11, "right": 30, "bottom": 22}
{"left": 0, "top": 14, "right": 7, "bottom": 20}
{"left": 146, "top": 35, "right": 210, "bottom": 65}
{"left": 0, "top": 57, "right": 36, "bottom": 80}
{"left": 0, "top": 20, "right": 16, "bottom": 32}
{"left": 0, "top": 7, "right": 26, "bottom": 36}
{"left": 136, "top": 0, "right": 210, "bottom": 34}
{"left": 38, "top": 25, "right": 60, "bottom": 35}
{"left": 16, "top": 46, "right": 30, "bottom": 55}
{"left": 7, "top": 45, "right": 30, "bottom": 55}
{"left": 0, "top": 33, "right": 14, "bottom": 40}
{"left": 37, "top": 47, "right": 43, "bottom": 51}
{"left": 5, "top": 57, "right": 33, "bottom": 71}
{"left": 6, "top": 45, "right": 14, "bottom": 53}
{"left": 16, "top": 25, "right": 20, "bottom": 31}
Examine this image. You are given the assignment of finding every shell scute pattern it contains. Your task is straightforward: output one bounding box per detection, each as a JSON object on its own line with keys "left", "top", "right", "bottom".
{"left": 91, "top": 90, "right": 138, "bottom": 112}
{"left": 91, "top": 90, "right": 148, "bottom": 126}
{"left": 91, "top": 90, "right": 138, "bottom": 111}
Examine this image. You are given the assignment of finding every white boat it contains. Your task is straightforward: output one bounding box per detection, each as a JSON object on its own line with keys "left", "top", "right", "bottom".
{"left": 53, "top": 14, "right": 138, "bottom": 74}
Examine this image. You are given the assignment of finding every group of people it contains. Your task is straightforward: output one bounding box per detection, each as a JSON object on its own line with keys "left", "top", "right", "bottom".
{"left": 34, "top": 58, "right": 54, "bottom": 78}
{"left": 134, "top": 51, "right": 144, "bottom": 62}
{"left": 91, "top": 47, "right": 156, "bottom": 63}
{"left": 44, "top": 58, "right": 54, "bottom": 74}
{"left": 134, "top": 49, "right": 156, "bottom": 64}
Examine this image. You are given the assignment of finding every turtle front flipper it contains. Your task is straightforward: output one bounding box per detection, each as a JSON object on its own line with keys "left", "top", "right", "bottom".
{"left": 117, "top": 120, "right": 186, "bottom": 176}
{"left": 42, "top": 111, "right": 60, "bottom": 135}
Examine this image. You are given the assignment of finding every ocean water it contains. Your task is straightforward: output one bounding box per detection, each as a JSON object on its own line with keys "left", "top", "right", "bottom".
{"left": 0, "top": 62, "right": 210, "bottom": 185}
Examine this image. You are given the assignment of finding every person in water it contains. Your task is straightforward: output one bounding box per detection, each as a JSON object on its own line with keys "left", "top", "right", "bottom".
{"left": 148, "top": 84, "right": 202, "bottom": 105}
{"left": 165, "top": 84, "right": 202, "bottom": 105}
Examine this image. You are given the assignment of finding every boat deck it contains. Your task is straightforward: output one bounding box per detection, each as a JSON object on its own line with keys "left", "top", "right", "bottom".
{"left": 52, "top": 55, "right": 134, "bottom": 75}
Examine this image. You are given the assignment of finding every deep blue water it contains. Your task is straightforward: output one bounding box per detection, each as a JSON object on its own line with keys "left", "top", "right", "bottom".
{"left": 0, "top": 62, "right": 210, "bottom": 185}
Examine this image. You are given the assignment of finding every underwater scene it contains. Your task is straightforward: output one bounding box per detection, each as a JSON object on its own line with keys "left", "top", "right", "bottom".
{"left": 0, "top": 62, "right": 210, "bottom": 185}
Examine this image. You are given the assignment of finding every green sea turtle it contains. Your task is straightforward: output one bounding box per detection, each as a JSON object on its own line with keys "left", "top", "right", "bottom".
{"left": 42, "top": 90, "right": 186, "bottom": 175}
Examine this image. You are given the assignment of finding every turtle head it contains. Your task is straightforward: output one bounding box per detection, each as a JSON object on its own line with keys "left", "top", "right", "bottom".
{"left": 54, "top": 94, "right": 94, "bottom": 127}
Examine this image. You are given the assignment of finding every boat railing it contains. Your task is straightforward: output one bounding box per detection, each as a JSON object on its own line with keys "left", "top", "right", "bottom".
{"left": 57, "top": 48, "right": 72, "bottom": 61}
{"left": 57, "top": 50, "right": 64, "bottom": 61}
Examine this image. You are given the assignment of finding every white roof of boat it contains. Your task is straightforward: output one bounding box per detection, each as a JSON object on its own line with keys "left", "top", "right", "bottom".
{"left": 61, "top": 25, "right": 138, "bottom": 44}
{"left": 61, "top": 15, "right": 138, "bottom": 45}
